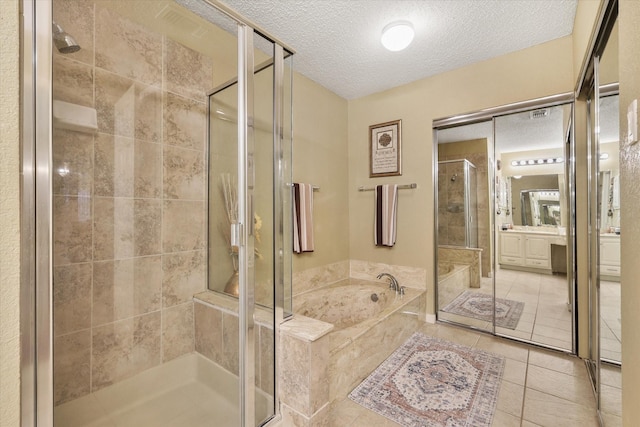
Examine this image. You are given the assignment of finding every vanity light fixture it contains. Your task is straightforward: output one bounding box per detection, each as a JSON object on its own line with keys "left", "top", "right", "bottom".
{"left": 381, "top": 21, "right": 414, "bottom": 51}
{"left": 511, "top": 157, "right": 564, "bottom": 167}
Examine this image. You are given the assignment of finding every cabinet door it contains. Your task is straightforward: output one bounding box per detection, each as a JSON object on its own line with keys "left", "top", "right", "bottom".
{"left": 524, "top": 236, "right": 550, "bottom": 260}
{"left": 600, "top": 238, "right": 621, "bottom": 266}
{"left": 500, "top": 233, "right": 523, "bottom": 258}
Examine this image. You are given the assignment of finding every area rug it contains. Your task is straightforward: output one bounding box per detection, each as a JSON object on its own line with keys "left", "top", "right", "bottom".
{"left": 349, "top": 333, "right": 505, "bottom": 427}
{"left": 441, "top": 291, "right": 524, "bottom": 329}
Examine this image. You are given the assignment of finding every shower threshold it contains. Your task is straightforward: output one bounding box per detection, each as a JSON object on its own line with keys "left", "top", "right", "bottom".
{"left": 54, "top": 353, "right": 272, "bottom": 427}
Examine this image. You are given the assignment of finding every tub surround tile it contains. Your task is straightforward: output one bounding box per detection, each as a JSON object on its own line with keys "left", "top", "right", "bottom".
{"left": 54, "top": 263, "right": 92, "bottom": 336}
{"left": 280, "top": 402, "right": 331, "bottom": 427}
{"left": 93, "top": 198, "right": 162, "bottom": 260}
{"left": 164, "top": 38, "right": 213, "bottom": 102}
{"left": 280, "top": 315, "right": 334, "bottom": 342}
{"left": 163, "top": 144, "right": 205, "bottom": 200}
{"left": 162, "top": 251, "right": 205, "bottom": 307}
{"left": 54, "top": 330, "right": 91, "bottom": 405}
{"left": 92, "top": 312, "right": 161, "bottom": 391}
{"left": 162, "top": 200, "right": 205, "bottom": 252}
{"left": 92, "top": 257, "right": 162, "bottom": 326}
{"left": 293, "top": 260, "right": 349, "bottom": 296}
{"left": 95, "top": 69, "right": 162, "bottom": 142}
{"left": 349, "top": 259, "right": 426, "bottom": 289}
{"left": 95, "top": 6, "right": 162, "bottom": 87}
{"left": 52, "top": 0, "right": 94, "bottom": 66}
{"left": 53, "top": 195, "right": 93, "bottom": 265}
{"left": 94, "top": 133, "right": 162, "bottom": 198}
{"left": 53, "top": 55, "right": 94, "bottom": 107}
{"left": 162, "top": 302, "right": 195, "bottom": 362}
{"left": 53, "top": 129, "right": 94, "bottom": 197}
{"left": 163, "top": 92, "right": 206, "bottom": 150}
{"left": 280, "top": 333, "right": 330, "bottom": 417}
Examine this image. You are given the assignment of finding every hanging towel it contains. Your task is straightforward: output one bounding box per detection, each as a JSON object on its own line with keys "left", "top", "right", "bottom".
{"left": 293, "top": 183, "right": 315, "bottom": 253}
{"left": 374, "top": 184, "right": 398, "bottom": 247}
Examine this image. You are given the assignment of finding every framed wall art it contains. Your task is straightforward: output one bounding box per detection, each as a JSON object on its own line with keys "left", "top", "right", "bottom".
{"left": 369, "top": 119, "right": 401, "bottom": 177}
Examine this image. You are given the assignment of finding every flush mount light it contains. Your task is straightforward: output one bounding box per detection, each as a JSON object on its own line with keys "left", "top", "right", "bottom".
{"left": 600, "top": 153, "right": 610, "bottom": 160}
{"left": 381, "top": 21, "right": 414, "bottom": 51}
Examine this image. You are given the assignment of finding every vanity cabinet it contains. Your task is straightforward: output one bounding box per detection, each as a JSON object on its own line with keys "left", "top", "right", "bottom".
{"left": 499, "top": 233, "right": 524, "bottom": 265}
{"left": 600, "top": 234, "right": 621, "bottom": 278}
{"left": 499, "top": 231, "right": 559, "bottom": 272}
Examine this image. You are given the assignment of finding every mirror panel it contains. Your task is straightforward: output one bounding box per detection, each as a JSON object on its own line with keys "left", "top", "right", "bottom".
{"left": 494, "top": 103, "right": 573, "bottom": 350}
{"left": 436, "top": 121, "right": 493, "bottom": 333}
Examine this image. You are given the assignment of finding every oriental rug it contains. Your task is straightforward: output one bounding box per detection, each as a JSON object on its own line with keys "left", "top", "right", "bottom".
{"left": 441, "top": 291, "right": 525, "bottom": 329}
{"left": 349, "top": 333, "right": 505, "bottom": 427}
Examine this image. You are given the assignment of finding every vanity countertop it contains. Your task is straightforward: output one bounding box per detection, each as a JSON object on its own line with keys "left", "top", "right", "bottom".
{"left": 500, "top": 228, "right": 561, "bottom": 236}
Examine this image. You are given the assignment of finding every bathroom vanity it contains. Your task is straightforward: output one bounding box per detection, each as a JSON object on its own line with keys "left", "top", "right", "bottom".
{"left": 499, "top": 228, "right": 567, "bottom": 274}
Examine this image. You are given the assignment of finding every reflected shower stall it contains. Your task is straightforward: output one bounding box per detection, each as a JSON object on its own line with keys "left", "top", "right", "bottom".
{"left": 28, "top": 1, "right": 293, "bottom": 426}
{"left": 438, "top": 160, "right": 478, "bottom": 248}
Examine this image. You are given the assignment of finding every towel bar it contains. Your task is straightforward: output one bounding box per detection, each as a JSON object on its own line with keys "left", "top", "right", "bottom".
{"left": 287, "top": 183, "right": 320, "bottom": 191}
{"left": 358, "top": 183, "right": 417, "bottom": 192}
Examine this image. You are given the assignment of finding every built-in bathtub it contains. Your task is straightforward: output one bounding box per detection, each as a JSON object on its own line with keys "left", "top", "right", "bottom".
{"left": 292, "top": 278, "right": 426, "bottom": 403}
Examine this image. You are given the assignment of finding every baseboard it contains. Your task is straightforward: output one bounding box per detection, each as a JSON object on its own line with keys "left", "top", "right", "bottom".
{"left": 425, "top": 313, "right": 436, "bottom": 324}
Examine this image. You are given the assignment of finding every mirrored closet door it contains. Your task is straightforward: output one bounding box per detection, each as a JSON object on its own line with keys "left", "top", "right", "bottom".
{"left": 434, "top": 96, "right": 576, "bottom": 354}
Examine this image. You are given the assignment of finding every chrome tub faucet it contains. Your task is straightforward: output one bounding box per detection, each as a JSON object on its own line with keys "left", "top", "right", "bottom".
{"left": 376, "top": 272, "right": 405, "bottom": 295}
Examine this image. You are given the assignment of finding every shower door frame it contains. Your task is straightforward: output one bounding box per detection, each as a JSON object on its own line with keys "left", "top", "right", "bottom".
{"left": 20, "top": 0, "right": 294, "bottom": 425}
{"left": 436, "top": 159, "right": 478, "bottom": 248}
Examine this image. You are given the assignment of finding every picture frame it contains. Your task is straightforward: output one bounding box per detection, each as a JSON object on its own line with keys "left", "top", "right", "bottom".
{"left": 369, "top": 119, "right": 402, "bottom": 177}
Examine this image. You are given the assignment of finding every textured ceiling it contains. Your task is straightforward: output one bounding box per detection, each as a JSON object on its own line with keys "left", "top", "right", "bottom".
{"left": 219, "top": 0, "right": 578, "bottom": 99}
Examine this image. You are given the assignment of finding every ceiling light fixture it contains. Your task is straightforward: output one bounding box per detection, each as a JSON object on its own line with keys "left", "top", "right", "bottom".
{"left": 381, "top": 21, "right": 414, "bottom": 51}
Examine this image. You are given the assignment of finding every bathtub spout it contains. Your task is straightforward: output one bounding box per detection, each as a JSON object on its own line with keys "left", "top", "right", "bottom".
{"left": 376, "top": 273, "right": 402, "bottom": 295}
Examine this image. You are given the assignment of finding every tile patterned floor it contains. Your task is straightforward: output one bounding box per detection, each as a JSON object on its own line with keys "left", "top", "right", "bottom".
{"left": 330, "top": 322, "right": 621, "bottom": 426}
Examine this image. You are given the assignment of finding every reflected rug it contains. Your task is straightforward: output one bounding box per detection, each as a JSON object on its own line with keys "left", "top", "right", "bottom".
{"left": 349, "top": 333, "right": 505, "bottom": 427}
{"left": 441, "top": 291, "right": 525, "bottom": 329}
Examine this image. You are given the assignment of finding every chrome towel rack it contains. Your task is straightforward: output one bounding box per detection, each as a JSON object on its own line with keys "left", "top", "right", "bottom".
{"left": 358, "top": 183, "right": 417, "bottom": 192}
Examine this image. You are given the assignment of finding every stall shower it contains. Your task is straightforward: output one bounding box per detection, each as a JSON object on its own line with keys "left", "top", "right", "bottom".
{"left": 31, "top": 1, "right": 293, "bottom": 426}
{"left": 437, "top": 159, "right": 479, "bottom": 248}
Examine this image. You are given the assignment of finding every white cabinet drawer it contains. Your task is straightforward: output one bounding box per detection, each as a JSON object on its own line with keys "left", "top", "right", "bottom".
{"left": 501, "top": 256, "right": 524, "bottom": 266}
{"left": 525, "top": 258, "right": 551, "bottom": 268}
{"left": 600, "top": 265, "right": 621, "bottom": 276}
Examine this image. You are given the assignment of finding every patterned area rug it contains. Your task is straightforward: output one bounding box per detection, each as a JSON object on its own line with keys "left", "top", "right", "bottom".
{"left": 441, "top": 291, "right": 525, "bottom": 329}
{"left": 349, "top": 333, "right": 505, "bottom": 427}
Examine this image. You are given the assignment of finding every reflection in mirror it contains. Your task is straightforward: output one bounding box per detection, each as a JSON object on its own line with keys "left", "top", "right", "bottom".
{"left": 494, "top": 103, "right": 573, "bottom": 350}
{"left": 436, "top": 121, "right": 493, "bottom": 333}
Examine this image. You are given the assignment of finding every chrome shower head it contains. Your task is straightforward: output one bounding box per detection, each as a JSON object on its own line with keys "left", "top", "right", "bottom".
{"left": 53, "top": 22, "right": 81, "bottom": 54}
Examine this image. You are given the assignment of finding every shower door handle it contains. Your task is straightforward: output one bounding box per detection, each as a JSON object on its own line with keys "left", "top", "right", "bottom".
{"left": 231, "top": 222, "right": 245, "bottom": 249}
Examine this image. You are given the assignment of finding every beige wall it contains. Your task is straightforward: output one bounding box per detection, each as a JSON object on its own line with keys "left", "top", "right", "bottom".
{"left": 291, "top": 73, "right": 350, "bottom": 273}
{"left": 573, "top": 0, "right": 606, "bottom": 87}
{"left": 0, "top": 0, "right": 20, "bottom": 425}
{"left": 619, "top": 1, "right": 640, "bottom": 424}
{"left": 348, "top": 36, "right": 574, "bottom": 313}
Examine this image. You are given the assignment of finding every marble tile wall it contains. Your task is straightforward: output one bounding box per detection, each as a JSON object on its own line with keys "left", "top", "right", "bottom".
{"left": 52, "top": 1, "right": 211, "bottom": 405}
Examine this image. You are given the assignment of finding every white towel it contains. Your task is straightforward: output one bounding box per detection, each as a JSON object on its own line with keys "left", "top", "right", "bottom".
{"left": 374, "top": 184, "right": 398, "bottom": 247}
{"left": 293, "top": 183, "right": 315, "bottom": 253}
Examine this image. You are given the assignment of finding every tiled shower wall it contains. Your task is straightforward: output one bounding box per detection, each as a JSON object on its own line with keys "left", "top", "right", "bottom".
{"left": 438, "top": 140, "right": 491, "bottom": 277}
{"left": 52, "top": 0, "right": 212, "bottom": 405}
